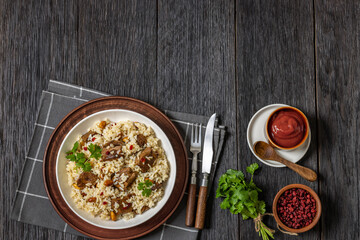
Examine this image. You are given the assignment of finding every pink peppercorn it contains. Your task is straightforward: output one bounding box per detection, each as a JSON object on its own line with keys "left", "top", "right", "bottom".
{"left": 277, "top": 188, "right": 316, "bottom": 229}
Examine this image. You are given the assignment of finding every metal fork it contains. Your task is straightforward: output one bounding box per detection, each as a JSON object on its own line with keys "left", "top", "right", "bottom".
{"left": 185, "top": 123, "right": 202, "bottom": 226}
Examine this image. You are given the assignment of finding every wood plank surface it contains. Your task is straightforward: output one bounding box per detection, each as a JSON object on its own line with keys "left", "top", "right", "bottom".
{"left": 76, "top": 0, "right": 157, "bottom": 104}
{"left": 315, "top": 0, "right": 360, "bottom": 239}
{"left": 1, "top": 0, "right": 360, "bottom": 239}
{"left": 1, "top": 1, "right": 157, "bottom": 240}
{"left": 1, "top": 1, "right": 54, "bottom": 239}
{"left": 157, "top": 0, "right": 237, "bottom": 239}
{"left": 50, "top": 0, "right": 79, "bottom": 84}
{"left": 236, "top": 1, "right": 318, "bottom": 239}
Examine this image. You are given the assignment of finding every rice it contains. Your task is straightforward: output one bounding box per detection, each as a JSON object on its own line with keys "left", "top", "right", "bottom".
{"left": 66, "top": 120, "right": 170, "bottom": 221}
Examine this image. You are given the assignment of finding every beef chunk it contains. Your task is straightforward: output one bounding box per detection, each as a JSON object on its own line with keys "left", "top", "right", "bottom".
{"left": 101, "top": 145, "right": 122, "bottom": 161}
{"left": 151, "top": 182, "right": 163, "bottom": 191}
{"left": 135, "top": 147, "right": 157, "bottom": 173}
{"left": 136, "top": 134, "right": 147, "bottom": 147}
{"left": 111, "top": 196, "right": 133, "bottom": 214}
{"left": 103, "top": 140, "right": 124, "bottom": 148}
{"left": 113, "top": 167, "right": 137, "bottom": 190}
{"left": 80, "top": 130, "right": 97, "bottom": 147}
{"left": 140, "top": 206, "right": 150, "bottom": 214}
{"left": 76, "top": 172, "right": 98, "bottom": 189}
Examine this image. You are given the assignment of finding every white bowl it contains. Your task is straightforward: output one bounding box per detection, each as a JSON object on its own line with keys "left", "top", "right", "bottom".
{"left": 56, "top": 109, "right": 176, "bottom": 229}
{"left": 247, "top": 104, "right": 311, "bottom": 167}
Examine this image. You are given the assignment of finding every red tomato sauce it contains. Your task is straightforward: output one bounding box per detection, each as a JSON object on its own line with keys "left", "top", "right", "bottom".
{"left": 268, "top": 109, "right": 306, "bottom": 148}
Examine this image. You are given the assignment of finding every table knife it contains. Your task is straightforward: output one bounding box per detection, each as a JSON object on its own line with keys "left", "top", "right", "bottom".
{"left": 195, "top": 113, "right": 216, "bottom": 229}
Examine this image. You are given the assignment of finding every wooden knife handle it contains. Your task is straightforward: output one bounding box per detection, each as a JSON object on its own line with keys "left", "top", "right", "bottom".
{"left": 195, "top": 186, "right": 208, "bottom": 229}
{"left": 185, "top": 184, "right": 197, "bottom": 226}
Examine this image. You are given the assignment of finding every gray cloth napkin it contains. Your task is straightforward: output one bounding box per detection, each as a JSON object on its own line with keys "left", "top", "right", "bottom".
{"left": 11, "top": 80, "right": 226, "bottom": 240}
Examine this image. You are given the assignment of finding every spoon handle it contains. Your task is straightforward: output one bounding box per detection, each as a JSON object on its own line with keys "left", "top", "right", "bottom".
{"left": 275, "top": 156, "right": 317, "bottom": 182}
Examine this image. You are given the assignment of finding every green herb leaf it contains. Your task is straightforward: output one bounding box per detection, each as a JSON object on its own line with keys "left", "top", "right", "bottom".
{"left": 77, "top": 153, "right": 86, "bottom": 162}
{"left": 83, "top": 162, "right": 92, "bottom": 172}
{"left": 66, "top": 141, "right": 79, "bottom": 155}
{"left": 138, "top": 179, "right": 153, "bottom": 197}
{"left": 88, "top": 143, "right": 102, "bottom": 160}
{"left": 66, "top": 141, "right": 92, "bottom": 172}
{"left": 66, "top": 154, "right": 76, "bottom": 161}
{"left": 138, "top": 183, "right": 144, "bottom": 190}
{"left": 249, "top": 190, "right": 258, "bottom": 202}
{"left": 145, "top": 179, "right": 153, "bottom": 187}
{"left": 72, "top": 141, "right": 79, "bottom": 152}
{"left": 246, "top": 163, "right": 259, "bottom": 175}
{"left": 138, "top": 182, "right": 144, "bottom": 190}
{"left": 142, "top": 188, "right": 152, "bottom": 197}
{"left": 220, "top": 197, "right": 230, "bottom": 209}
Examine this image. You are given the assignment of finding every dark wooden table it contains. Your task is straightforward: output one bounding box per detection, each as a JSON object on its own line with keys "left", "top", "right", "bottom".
{"left": 1, "top": 0, "right": 359, "bottom": 239}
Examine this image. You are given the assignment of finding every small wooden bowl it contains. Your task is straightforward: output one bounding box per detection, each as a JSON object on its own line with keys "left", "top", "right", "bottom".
{"left": 272, "top": 184, "right": 321, "bottom": 233}
{"left": 265, "top": 106, "right": 309, "bottom": 151}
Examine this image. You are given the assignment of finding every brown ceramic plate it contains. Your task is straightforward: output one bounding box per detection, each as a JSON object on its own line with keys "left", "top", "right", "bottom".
{"left": 43, "top": 96, "right": 188, "bottom": 239}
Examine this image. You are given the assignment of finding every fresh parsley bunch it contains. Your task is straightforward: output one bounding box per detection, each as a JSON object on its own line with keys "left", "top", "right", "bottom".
{"left": 216, "top": 163, "right": 274, "bottom": 240}
{"left": 138, "top": 179, "right": 153, "bottom": 197}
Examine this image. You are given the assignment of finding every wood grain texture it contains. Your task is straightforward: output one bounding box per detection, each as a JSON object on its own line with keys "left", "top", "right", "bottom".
{"left": 50, "top": 0, "right": 79, "bottom": 83}
{"left": 236, "top": 1, "right": 318, "bottom": 239}
{"left": 315, "top": 0, "right": 360, "bottom": 239}
{"left": 253, "top": 141, "right": 318, "bottom": 182}
{"left": 157, "top": 0, "right": 237, "bottom": 239}
{"left": 1, "top": 1, "right": 157, "bottom": 240}
{"left": 2, "top": 0, "right": 360, "bottom": 239}
{"left": 76, "top": 0, "right": 157, "bottom": 104}
{"left": 1, "top": 1, "right": 56, "bottom": 240}
{"left": 195, "top": 186, "right": 208, "bottom": 230}
{"left": 185, "top": 183, "right": 197, "bottom": 227}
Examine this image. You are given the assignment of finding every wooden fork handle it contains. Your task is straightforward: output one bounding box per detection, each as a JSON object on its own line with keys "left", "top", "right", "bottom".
{"left": 277, "top": 156, "right": 317, "bottom": 182}
{"left": 185, "top": 184, "right": 197, "bottom": 226}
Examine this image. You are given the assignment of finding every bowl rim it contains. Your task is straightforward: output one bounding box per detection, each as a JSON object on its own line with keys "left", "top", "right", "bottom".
{"left": 272, "top": 184, "right": 322, "bottom": 233}
{"left": 265, "top": 106, "right": 310, "bottom": 150}
{"left": 43, "top": 96, "right": 188, "bottom": 239}
{"left": 55, "top": 108, "right": 177, "bottom": 229}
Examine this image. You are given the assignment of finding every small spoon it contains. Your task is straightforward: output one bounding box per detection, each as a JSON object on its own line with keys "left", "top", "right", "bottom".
{"left": 253, "top": 141, "right": 317, "bottom": 182}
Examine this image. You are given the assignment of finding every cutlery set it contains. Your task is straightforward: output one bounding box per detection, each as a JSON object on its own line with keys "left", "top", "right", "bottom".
{"left": 185, "top": 113, "right": 216, "bottom": 229}
{"left": 185, "top": 107, "right": 317, "bottom": 231}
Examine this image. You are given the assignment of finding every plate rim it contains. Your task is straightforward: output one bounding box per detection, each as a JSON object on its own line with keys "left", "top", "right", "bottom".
{"left": 247, "top": 104, "right": 311, "bottom": 168}
{"left": 43, "top": 96, "right": 188, "bottom": 239}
